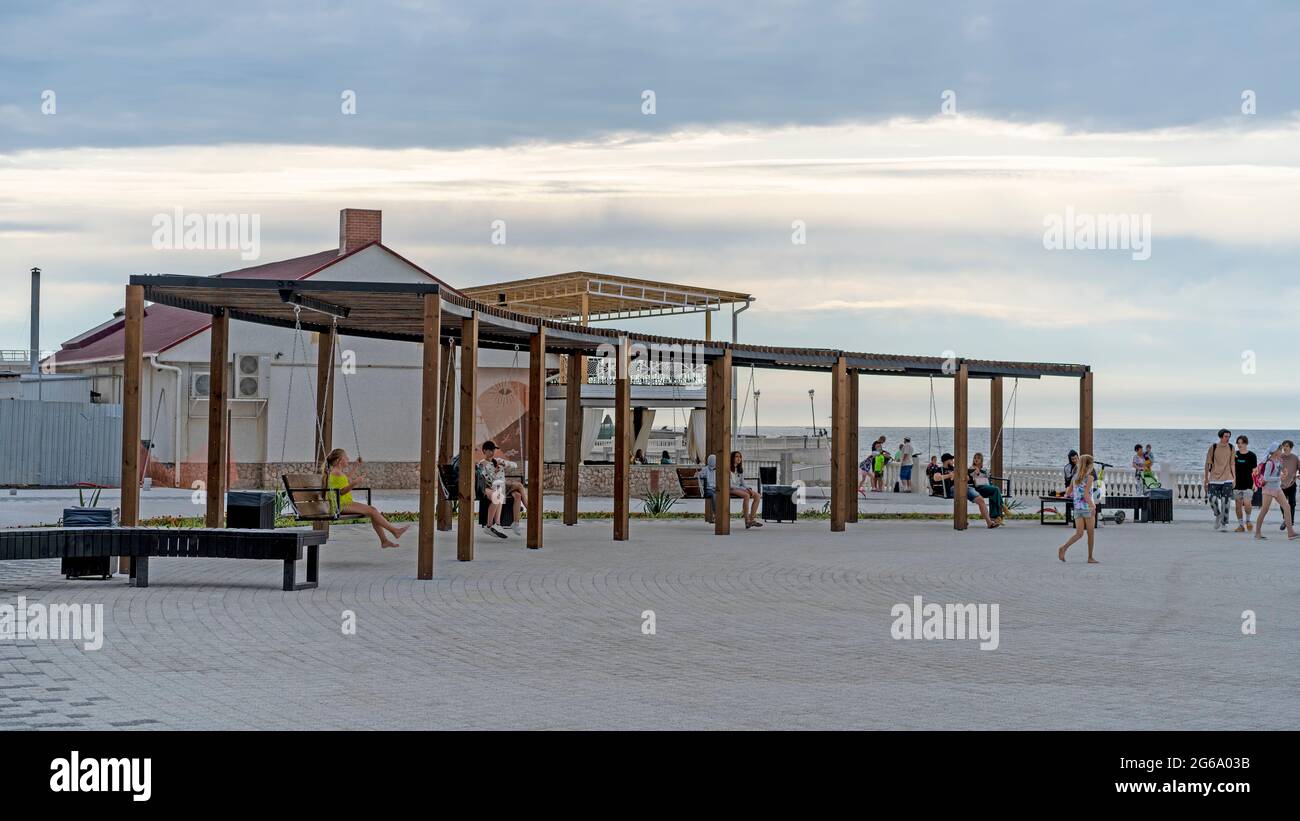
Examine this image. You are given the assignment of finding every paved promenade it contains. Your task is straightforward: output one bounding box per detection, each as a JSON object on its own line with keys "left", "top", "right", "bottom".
{"left": 1, "top": 514, "right": 1296, "bottom": 730}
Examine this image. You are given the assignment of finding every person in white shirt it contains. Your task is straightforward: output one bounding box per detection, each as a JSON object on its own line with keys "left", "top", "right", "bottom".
{"left": 898, "top": 437, "right": 915, "bottom": 491}
{"left": 477, "top": 440, "right": 525, "bottom": 537}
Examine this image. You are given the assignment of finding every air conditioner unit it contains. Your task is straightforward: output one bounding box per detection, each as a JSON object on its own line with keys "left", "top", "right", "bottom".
{"left": 191, "top": 371, "right": 211, "bottom": 398}
{"left": 232, "top": 353, "right": 270, "bottom": 399}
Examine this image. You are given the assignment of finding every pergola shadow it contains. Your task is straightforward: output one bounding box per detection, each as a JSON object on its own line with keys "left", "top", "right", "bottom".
{"left": 117, "top": 274, "right": 1093, "bottom": 578}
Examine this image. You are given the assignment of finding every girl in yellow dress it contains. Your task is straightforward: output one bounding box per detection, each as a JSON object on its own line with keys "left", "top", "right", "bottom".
{"left": 325, "top": 448, "right": 409, "bottom": 548}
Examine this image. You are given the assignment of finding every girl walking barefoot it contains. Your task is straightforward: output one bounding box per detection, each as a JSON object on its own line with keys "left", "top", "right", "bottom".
{"left": 1059, "top": 454, "right": 1099, "bottom": 563}
{"left": 325, "top": 449, "right": 410, "bottom": 548}
{"left": 1253, "top": 442, "right": 1296, "bottom": 540}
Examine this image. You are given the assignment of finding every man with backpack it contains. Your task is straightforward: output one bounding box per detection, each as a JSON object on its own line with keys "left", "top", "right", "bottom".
{"left": 1204, "top": 428, "right": 1235, "bottom": 531}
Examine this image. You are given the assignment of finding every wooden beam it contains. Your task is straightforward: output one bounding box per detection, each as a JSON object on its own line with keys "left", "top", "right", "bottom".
{"left": 313, "top": 325, "right": 335, "bottom": 537}
{"left": 417, "top": 293, "right": 441, "bottom": 579}
{"left": 953, "top": 362, "right": 969, "bottom": 531}
{"left": 846, "top": 368, "right": 859, "bottom": 524}
{"left": 119, "top": 286, "right": 144, "bottom": 575}
{"left": 457, "top": 314, "right": 479, "bottom": 561}
{"left": 704, "top": 310, "right": 712, "bottom": 342}
{"left": 712, "top": 350, "right": 732, "bottom": 535}
{"left": 613, "top": 336, "right": 631, "bottom": 540}
{"left": 205, "top": 309, "right": 229, "bottom": 528}
{"left": 527, "top": 327, "right": 546, "bottom": 549}
{"left": 437, "top": 339, "right": 455, "bottom": 532}
{"left": 1079, "top": 370, "right": 1094, "bottom": 456}
{"left": 563, "top": 353, "right": 582, "bottom": 525}
{"left": 990, "top": 377, "right": 1004, "bottom": 480}
{"left": 314, "top": 326, "right": 335, "bottom": 467}
{"left": 830, "top": 356, "right": 848, "bottom": 532}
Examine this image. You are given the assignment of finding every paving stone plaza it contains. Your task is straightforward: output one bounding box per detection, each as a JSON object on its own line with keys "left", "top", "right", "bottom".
{"left": 2, "top": 507, "right": 1295, "bottom": 731}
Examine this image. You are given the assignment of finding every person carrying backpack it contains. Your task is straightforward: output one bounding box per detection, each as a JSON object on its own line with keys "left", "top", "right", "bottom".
{"left": 1203, "top": 428, "right": 1235, "bottom": 531}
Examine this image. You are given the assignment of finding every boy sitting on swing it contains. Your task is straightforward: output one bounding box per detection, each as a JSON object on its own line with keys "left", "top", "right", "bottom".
{"left": 477, "top": 440, "right": 526, "bottom": 537}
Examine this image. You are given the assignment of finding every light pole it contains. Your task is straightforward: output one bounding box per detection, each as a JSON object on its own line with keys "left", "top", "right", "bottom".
{"left": 808, "top": 389, "right": 816, "bottom": 435}
{"left": 752, "top": 389, "right": 761, "bottom": 438}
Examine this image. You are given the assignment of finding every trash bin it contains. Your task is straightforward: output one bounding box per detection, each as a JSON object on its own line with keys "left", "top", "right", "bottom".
{"left": 227, "top": 491, "right": 276, "bottom": 529}
{"left": 761, "top": 485, "right": 798, "bottom": 523}
{"left": 1147, "top": 488, "right": 1173, "bottom": 523}
{"left": 61, "top": 507, "right": 117, "bottom": 579}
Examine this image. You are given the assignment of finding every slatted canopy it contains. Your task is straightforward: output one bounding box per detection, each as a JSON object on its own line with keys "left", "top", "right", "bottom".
{"left": 130, "top": 275, "right": 1089, "bottom": 379}
{"left": 460, "top": 271, "right": 753, "bottom": 322}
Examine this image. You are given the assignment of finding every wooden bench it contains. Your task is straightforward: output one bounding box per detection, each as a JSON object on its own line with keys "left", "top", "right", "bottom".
{"left": 676, "top": 467, "right": 715, "bottom": 522}
{"left": 0, "top": 527, "right": 329, "bottom": 591}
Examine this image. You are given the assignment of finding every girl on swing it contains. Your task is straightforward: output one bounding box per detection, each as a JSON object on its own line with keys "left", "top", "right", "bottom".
{"left": 324, "top": 448, "right": 409, "bottom": 548}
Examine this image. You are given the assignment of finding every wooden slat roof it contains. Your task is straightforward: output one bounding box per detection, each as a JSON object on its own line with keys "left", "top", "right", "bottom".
{"left": 460, "top": 271, "right": 753, "bottom": 322}
{"left": 130, "top": 275, "right": 1089, "bottom": 379}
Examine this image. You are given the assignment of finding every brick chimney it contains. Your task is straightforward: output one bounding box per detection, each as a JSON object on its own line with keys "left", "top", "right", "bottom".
{"left": 338, "top": 208, "right": 382, "bottom": 255}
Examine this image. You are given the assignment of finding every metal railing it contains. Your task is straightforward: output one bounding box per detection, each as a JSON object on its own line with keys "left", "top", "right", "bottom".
{"left": 788, "top": 461, "right": 1216, "bottom": 501}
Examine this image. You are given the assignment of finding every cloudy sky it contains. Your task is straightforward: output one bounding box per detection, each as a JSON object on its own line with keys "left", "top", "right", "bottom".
{"left": 2, "top": 1, "right": 1299, "bottom": 428}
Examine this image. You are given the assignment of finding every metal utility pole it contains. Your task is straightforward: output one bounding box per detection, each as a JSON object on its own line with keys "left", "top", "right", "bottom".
{"left": 808, "top": 389, "right": 816, "bottom": 435}
{"left": 30, "top": 267, "right": 40, "bottom": 374}
{"left": 753, "top": 389, "right": 760, "bottom": 438}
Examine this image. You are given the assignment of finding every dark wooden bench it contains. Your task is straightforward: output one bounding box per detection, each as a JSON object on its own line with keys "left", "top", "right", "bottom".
{"left": 0, "top": 527, "right": 329, "bottom": 591}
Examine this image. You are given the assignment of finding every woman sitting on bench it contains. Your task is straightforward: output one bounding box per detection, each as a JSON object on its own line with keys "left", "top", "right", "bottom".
{"left": 729, "top": 451, "right": 763, "bottom": 529}
{"left": 325, "top": 448, "right": 409, "bottom": 548}
{"left": 968, "top": 452, "right": 1004, "bottom": 524}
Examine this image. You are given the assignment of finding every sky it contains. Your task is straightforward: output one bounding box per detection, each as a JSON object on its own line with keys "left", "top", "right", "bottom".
{"left": 2, "top": 0, "right": 1299, "bottom": 428}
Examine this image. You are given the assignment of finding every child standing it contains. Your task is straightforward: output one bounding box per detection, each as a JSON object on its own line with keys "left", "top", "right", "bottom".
{"left": 1059, "top": 454, "right": 1098, "bottom": 563}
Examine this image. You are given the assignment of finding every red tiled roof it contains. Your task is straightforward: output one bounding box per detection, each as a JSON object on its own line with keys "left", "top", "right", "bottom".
{"left": 51, "top": 248, "right": 363, "bottom": 366}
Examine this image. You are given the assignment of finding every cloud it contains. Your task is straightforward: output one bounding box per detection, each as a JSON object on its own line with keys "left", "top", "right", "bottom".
{"left": 3, "top": 114, "right": 1298, "bottom": 425}
{"left": 2, "top": 0, "right": 1299, "bottom": 151}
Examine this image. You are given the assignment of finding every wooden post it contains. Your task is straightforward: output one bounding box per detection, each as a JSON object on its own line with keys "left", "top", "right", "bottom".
{"left": 119, "top": 286, "right": 143, "bottom": 575}
{"left": 313, "top": 325, "right": 335, "bottom": 536}
{"left": 712, "top": 349, "right": 732, "bottom": 535}
{"left": 527, "top": 327, "right": 546, "bottom": 548}
{"left": 437, "top": 340, "right": 455, "bottom": 531}
{"left": 704, "top": 361, "right": 717, "bottom": 525}
{"left": 830, "top": 356, "right": 848, "bottom": 532}
{"left": 1080, "top": 370, "right": 1094, "bottom": 456}
{"left": 846, "top": 368, "right": 859, "bottom": 524}
{"left": 417, "top": 293, "right": 441, "bottom": 579}
{"left": 990, "top": 376, "right": 1004, "bottom": 480}
{"left": 205, "top": 309, "right": 229, "bottom": 528}
{"left": 613, "top": 336, "right": 631, "bottom": 540}
{"left": 953, "top": 362, "right": 969, "bottom": 531}
{"left": 704, "top": 310, "right": 712, "bottom": 342}
{"left": 457, "top": 314, "right": 479, "bottom": 561}
{"left": 563, "top": 352, "right": 582, "bottom": 525}
{"left": 314, "top": 326, "right": 335, "bottom": 467}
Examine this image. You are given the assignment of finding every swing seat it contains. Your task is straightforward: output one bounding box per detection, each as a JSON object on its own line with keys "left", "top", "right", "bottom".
{"left": 436, "top": 463, "right": 517, "bottom": 527}
{"left": 280, "top": 474, "right": 372, "bottom": 523}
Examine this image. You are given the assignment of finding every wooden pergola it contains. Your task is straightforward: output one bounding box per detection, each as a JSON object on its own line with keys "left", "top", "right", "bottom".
{"left": 461, "top": 271, "right": 752, "bottom": 340}
{"left": 119, "top": 275, "right": 1093, "bottom": 577}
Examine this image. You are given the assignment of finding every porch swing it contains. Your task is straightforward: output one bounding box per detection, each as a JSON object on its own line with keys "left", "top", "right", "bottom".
{"left": 924, "top": 375, "right": 1021, "bottom": 499}
{"left": 277, "top": 305, "right": 373, "bottom": 524}
{"left": 436, "top": 344, "right": 529, "bottom": 528}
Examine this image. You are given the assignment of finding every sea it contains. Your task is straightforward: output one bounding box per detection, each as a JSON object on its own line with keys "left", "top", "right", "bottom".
{"left": 748, "top": 427, "right": 1295, "bottom": 470}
